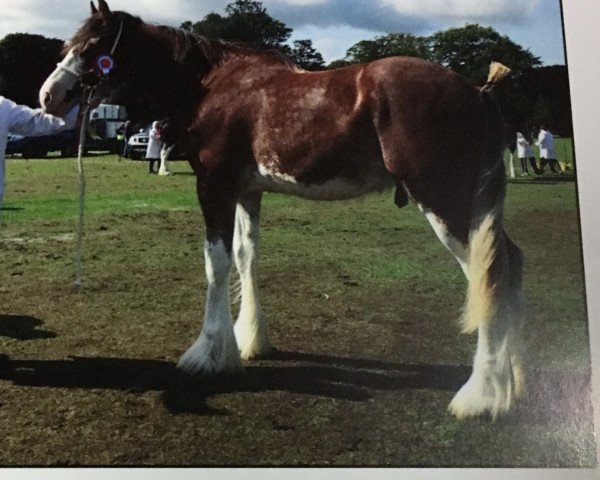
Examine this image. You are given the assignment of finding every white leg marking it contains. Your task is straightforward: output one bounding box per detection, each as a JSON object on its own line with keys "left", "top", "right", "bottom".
{"left": 449, "top": 319, "right": 520, "bottom": 419}
{"left": 446, "top": 215, "right": 524, "bottom": 419}
{"left": 420, "top": 206, "right": 468, "bottom": 277}
{"left": 233, "top": 196, "right": 271, "bottom": 359}
{"left": 177, "top": 239, "right": 243, "bottom": 375}
{"left": 158, "top": 145, "right": 174, "bottom": 176}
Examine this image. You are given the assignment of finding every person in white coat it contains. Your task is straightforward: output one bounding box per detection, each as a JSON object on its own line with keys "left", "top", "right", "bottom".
{"left": 536, "top": 125, "right": 560, "bottom": 173}
{"left": 516, "top": 132, "right": 541, "bottom": 175}
{"left": 145, "top": 121, "right": 163, "bottom": 174}
{"left": 0, "top": 96, "right": 79, "bottom": 215}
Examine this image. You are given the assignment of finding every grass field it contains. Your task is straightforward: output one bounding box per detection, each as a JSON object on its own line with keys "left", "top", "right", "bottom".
{"left": 0, "top": 152, "right": 594, "bottom": 466}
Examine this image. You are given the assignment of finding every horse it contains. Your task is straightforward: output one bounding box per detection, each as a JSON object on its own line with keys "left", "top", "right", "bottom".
{"left": 39, "top": 0, "right": 525, "bottom": 419}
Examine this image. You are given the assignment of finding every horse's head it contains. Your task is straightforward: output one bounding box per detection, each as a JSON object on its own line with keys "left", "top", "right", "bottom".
{"left": 40, "top": 0, "right": 138, "bottom": 116}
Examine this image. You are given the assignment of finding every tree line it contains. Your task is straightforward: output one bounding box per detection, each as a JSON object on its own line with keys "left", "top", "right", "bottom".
{"left": 0, "top": 0, "right": 572, "bottom": 135}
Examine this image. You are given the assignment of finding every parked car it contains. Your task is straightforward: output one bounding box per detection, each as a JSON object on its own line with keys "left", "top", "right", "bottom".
{"left": 124, "top": 124, "right": 186, "bottom": 160}
{"left": 6, "top": 129, "right": 78, "bottom": 158}
{"left": 124, "top": 125, "right": 150, "bottom": 160}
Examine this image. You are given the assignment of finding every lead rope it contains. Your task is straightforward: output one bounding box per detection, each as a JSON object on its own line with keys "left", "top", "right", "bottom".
{"left": 73, "top": 93, "right": 93, "bottom": 289}
{"left": 73, "top": 19, "right": 124, "bottom": 289}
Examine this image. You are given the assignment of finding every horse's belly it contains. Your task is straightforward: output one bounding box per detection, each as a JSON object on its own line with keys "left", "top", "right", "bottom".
{"left": 247, "top": 164, "right": 394, "bottom": 200}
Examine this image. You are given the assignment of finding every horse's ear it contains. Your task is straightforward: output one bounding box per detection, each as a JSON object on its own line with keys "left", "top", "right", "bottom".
{"left": 98, "top": 0, "right": 111, "bottom": 17}
{"left": 90, "top": 1, "right": 98, "bottom": 15}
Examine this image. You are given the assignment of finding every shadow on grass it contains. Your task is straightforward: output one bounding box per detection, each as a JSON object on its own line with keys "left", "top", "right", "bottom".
{"left": 0, "top": 352, "right": 468, "bottom": 415}
{"left": 0, "top": 351, "right": 592, "bottom": 426}
{"left": 0, "top": 315, "right": 56, "bottom": 340}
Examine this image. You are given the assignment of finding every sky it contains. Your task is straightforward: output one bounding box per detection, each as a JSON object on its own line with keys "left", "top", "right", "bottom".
{"left": 0, "top": 0, "right": 566, "bottom": 65}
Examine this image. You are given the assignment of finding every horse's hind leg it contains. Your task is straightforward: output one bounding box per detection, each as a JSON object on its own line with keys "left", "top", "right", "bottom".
{"left": 406, "top": 162, "right": 525, "bottom": 419}
{"left": 449, "top": 212, "right": 525, "bottom": 419}
{"left": 233, "top": 192, "right": 271, "bottom": 359}
{"left": 418, "top": 202, "right": 469, "bottom": 277}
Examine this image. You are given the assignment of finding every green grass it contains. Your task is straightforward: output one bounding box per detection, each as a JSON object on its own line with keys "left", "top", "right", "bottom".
{"left": 2, "top": 158, "right": 198, "bottom": 224}
{"left": 0, "top": 153, "right": 594, "bottom": 467}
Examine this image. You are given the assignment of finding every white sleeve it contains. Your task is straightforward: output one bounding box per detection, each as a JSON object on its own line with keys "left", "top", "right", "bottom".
{"left": 8, "top": 101, "right": 79, "bottom": 137}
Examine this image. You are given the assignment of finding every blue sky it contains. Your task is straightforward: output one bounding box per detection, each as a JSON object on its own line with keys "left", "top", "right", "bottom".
{"left": 0, "top": 0, "right": 566, "bottom": 65}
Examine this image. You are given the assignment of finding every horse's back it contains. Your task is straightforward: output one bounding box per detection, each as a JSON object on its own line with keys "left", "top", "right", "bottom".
{"left": 196, "top": 53, "right": 499, "bottom": 206}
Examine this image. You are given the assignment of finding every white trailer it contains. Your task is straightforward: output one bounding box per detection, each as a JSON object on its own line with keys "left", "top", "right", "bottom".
{"left": 86, "top": 103, "right": 128, "bottom": 152}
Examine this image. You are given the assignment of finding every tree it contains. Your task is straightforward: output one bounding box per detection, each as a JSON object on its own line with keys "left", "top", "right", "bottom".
{"left": 519, "top": 65, "right": 573, "bottom": 136}
{"left": 429, "top": 24, "right": 541, "bottom": 85}
{"left": 184, "top": 0, "right": 292, "bottom": 51}
{"left": 183, "top": 0, "right": 327, "bottom": 69}
{"left": 327, "top": 59, "right": 352, "bottom": 70}
{"left": 289, "top": 39, "right": 324, "bottom": 71}
{"left": 427, "top": 24, "right": 545, "bottom": 133}
{"left": 341, "top": 33, "right": 431, "bottom": 65}
{"left": 0, "top": 33, "right": 63, "bottom": 108}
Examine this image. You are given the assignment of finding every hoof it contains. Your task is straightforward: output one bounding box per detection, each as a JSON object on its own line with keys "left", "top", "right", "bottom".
{"left": 239, "top": 344, "right": 273, "bottom": 361}
{"left": 448, "top": 382, "right": 497, "bottom": 419}
{"left": 177, "top": 336, "right": 243, "bottom": 376}
{"left": 448, "top": 372, "right": 515, "bottom": 420}
{"left": 234, "top": 320, "right": 271, "bottom": 361}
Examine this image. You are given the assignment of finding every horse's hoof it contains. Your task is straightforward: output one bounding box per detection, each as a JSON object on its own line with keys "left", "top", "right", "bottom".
{"left": 177, "top": 338, "right": 244, "bottom": 376}
{"left": 448, "top": 373, "right": 513, "bottom": 420}
{"left": 239, "top": 344, "right": 273, "bottom": 361}
{"left": 234, "top": 318, "right": 271, "bottom": 361}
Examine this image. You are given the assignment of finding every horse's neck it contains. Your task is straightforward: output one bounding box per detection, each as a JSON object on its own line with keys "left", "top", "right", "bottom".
{"left": 132, "top": 27, "right": 211, "bottom": 120}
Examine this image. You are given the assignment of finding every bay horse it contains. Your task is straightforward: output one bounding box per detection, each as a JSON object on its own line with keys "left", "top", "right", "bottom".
{"left": 39, "top": 0, "right": 525, "bottom": 419}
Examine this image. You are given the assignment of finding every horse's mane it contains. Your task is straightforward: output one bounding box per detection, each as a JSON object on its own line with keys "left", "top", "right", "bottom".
{"left": 155, "top": 25, "right": 299, "bottom": 72}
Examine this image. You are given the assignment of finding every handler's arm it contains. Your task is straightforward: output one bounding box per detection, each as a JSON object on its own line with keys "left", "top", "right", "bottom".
{"left": 7, "top": 99, "right": 79, "bottom": 137}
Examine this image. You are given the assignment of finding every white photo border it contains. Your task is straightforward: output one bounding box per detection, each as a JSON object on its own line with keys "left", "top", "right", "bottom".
{"left": 2, "top": 0, "right": 599, "bottom": 478}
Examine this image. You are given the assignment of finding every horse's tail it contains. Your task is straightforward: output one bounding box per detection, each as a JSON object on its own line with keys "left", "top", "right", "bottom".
{"left": 461, "top": 63, "right": 518, "bottom": 335}
{"left": 461, "top": 164, "right": 510, "bottom": 336}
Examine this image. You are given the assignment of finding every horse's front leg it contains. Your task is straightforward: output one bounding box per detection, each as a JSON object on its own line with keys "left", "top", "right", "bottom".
{"left": 233, "top": 192, "right": 271, "bottom": 359}
{"left": 177, "top": 175, "right": 242, "bottom": 376}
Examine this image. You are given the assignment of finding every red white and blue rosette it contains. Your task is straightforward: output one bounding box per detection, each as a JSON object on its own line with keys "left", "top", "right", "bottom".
{"left": 97, "top": 55, "right": 114, "bottom": 76}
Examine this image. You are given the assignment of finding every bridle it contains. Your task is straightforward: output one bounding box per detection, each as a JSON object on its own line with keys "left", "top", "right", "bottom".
{"left": 56, "top": 19, "right": 125, "bottom": 104}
